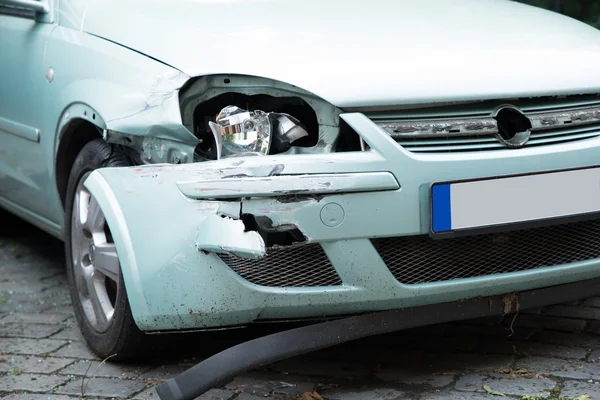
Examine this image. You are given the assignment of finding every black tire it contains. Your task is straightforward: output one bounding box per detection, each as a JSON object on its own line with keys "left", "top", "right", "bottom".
{"left": 64, "top": 139, "right": 148, "bottom": 361}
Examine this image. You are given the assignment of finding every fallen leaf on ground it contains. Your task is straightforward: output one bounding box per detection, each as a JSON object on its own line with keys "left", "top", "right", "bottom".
{"left": 483, "top": 385, "right": 506, "bottom": 397}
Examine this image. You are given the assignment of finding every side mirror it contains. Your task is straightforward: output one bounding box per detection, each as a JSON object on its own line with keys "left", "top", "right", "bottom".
{"left": 0, "top": 0, "right": 53, "bottom": 23}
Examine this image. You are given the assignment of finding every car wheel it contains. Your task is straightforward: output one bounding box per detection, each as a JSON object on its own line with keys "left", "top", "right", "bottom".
{"left": 64, "top": 139, "right": 147, "bottom": 361}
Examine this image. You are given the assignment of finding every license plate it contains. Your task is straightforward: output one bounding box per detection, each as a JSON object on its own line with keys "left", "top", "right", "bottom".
{"left": 430, "top": 167, "right": 600, "bottom": 236}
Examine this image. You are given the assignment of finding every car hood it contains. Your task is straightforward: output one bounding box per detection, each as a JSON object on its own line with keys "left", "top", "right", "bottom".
{"left": 76, "top": 0, "right": 600, "bottom": 108}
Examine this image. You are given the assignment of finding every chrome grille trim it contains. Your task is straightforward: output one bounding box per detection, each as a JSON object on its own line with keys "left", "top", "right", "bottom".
{"left": 219, "top": 243, "right": 342, "bottom": 287}
{"left": 374, "top": 218, "right": 600, "bottom": 285}
{"left": 378, "top": 106, "right": 600, "bottom": 140}
{"left": 366, "top": 97, "right": 600, "bottom": 153}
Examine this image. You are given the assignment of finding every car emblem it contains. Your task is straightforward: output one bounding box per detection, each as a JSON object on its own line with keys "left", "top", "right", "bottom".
{"left": 493, "top": 105, "right": 532, "bottom": 148}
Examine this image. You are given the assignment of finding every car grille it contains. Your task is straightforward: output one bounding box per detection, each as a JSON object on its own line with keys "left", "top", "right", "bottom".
{"left": 373, "top": 218, "right": 600, "bottom": 285}
{"left": 365, "top": 95, "right": 600, "bottom": 153}
{"left": 219, "top": 243, "right": 342, "bottom": 287}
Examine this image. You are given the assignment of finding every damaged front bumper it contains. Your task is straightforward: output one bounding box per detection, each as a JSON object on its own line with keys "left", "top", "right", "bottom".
{"left": 85, "top": 113, "right": 600, "bottom": 331}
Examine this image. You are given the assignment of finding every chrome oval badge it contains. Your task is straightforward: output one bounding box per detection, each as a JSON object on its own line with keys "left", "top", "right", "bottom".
{"left": 493, "top": 105, "right": 532, "bottom": 148}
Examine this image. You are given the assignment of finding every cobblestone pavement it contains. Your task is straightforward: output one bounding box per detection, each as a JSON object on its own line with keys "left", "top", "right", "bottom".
{"left": 4, "top": 210, "right": 600, "bottom": 400}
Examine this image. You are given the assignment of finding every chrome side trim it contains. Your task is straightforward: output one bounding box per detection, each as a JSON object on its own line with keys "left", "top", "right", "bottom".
{"left": 177, "top": 172, "right": 400, "bottom": 199}
{"left": 0, "top": 116, "right": 40, "bottom": 142}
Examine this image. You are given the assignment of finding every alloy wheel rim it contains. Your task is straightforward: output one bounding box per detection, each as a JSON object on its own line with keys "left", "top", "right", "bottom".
{"left": 71, "top": 171, "right": 120, "bottom": 333}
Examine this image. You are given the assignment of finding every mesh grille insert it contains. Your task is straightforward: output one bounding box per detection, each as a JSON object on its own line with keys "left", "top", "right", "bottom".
{"left": 219, "top": 243, "right": 341, "bottom": 287}
{"left": 374, "top": 219, "right": 600, "bottom": 285}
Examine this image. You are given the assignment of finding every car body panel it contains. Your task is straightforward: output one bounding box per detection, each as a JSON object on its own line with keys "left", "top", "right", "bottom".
{"left": 0, "top": 14, "right": 56, "bottom": 224}
{"left": 0, "top": 22, "right": 193, "bottom": 233}
{"left": 85, "top": 113, "right": 600, "bottom": 330}
{"left": 2, "top": 0, "right": 600, "bottom": 332}
{"left": 64, "top": 0, "right": 600, "bottom": 108}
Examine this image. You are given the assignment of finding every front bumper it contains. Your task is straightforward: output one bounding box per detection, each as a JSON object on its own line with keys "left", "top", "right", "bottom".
{"left": 86, "top": 113, "right": 600, "bottom": 331}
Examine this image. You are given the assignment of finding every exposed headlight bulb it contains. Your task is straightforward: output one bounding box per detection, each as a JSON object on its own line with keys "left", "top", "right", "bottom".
{"left": 209, "top": 105, "right": 308, "bottom": 159}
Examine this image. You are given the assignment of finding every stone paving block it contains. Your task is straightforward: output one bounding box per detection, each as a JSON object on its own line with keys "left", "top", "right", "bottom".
{"left": 0, "top": 323, "right": 63, "bottom": 339}
{"left": 516, "top": 356, "right": 600, "bottom": 380}
{"left": 0, "top": 355, "right": 74, "bottom": 374}
{"left": 56, "top": 377, "right": 147, "bottom": 398}
{"left": 588, "top": 349, "right": 600, "bottom": 362}
{"left": 225, "top": 372, "right": 315, "bottom": 397}
{"left": 1, "top": 313, "right": 70, "bottom": 324}
{"left": 442, "top": 323, "right": 537, "bottom": 341}
{"left": 58, "top": 359, "right": 154, "bottom": 378}
{"left": 0, "top": 373, "right": 69, "bottom": 392}
{"left": 133, "top": 386, "right": 162, "bottom": 400}
{"left": 542, "top": 305, "right": 600, "bottom": 320}
{"left": 510, "top": 315, "right": 587, "bottom": 332}
{"left": 413, "top": 336, "right": 479, "bottom": 352}
{"left": 455, "top": 373, "right": 556, "bottom": 397}
{"left": 0, "top": 301, "right": 56, "bottom": 314}
{"left": 272, "top": 358, "right": 373, "bottom": 379}
{"left": 419, "top": 389, "right": 501, "bottom": 399}
{"left": 49, "top": 327, "right": 83, "bottom": 341}
{"left": 481, "top": 340, "right": 587, "bottom": 359}
{"left": 198, "top": 389, "right": 235, "bottom": 400}
{"left": 0, "top": 338, "right": 67, "bottom": 355}
{"left": 317, "top": 343, "right": 424, "bottom": 365}
{"left": 235, "top": 393, "right": 264, "bottom": 400}
{"left": 0, "top": 281, "right": 60, "bottom": 294}
{"left": 534, "top": 331, "right": 600, "bottom": 348}
{"left": 45, "top": 305, "right": 76, "bottom": 316}
{"left": 422, "top": 352, "right": 513, "bottom": 373}
{"left": 52, "top": 341, "right": 99, "bottom": 360}
{"left": 560, "top": 380, "right": 600, "bottom": 399}
{"left": 0, "top": 291, "right": 71, "bottom": 314}
{"left": 0, "top": 394, "right": 78, "bottom": 400}
{"left": 321, "top": 387, "right": 406, "bottom": 400}
{"left": 583, "top": 298, "right": 600, "bottom": 308}
{"left": 375, "top": 367, "right": 455, "bottom": 387}
{"left": 585, "top": 320, "right": 600, "bottom": 335}
{"left": 139, "top": 364, "right": 192, "bottom": 381}
{"left": 520, "top": 342, "right": 588, "bottom": 360}
{"left": 521, "top": 307, "right": 543, "bottom": 315}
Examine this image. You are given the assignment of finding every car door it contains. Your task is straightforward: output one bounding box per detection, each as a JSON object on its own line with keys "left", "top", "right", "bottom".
{"left": 0, "top": 1, "right": 59, "bottom": 225}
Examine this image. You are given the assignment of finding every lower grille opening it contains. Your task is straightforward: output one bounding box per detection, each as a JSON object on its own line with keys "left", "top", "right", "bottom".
{"left": 374, "top": 219, "right": 600, "bottom": 285}
{"left": 219, "top": 243, "right": 342, "bottom": 287}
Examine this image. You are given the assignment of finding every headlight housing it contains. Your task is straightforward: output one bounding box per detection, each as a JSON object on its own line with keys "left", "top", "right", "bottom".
{"left": 209, "top": 105, "right": 309, "bottom": 159}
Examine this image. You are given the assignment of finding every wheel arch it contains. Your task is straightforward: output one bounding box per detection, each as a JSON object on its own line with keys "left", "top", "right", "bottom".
{"left": 55, "top": 103, "right": 106, "bottom": 209}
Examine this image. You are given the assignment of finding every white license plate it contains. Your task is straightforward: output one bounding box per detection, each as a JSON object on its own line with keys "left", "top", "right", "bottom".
{"left": 431, "top": 167, "right": 600, "bottom": 235}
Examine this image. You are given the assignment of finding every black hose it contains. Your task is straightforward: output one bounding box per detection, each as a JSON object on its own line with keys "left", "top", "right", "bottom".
{"left": 156, "top": 277, "right": 600, "bottom": 400}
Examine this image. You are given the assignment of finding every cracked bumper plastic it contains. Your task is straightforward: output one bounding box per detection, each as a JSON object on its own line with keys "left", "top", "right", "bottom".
{"left": 85, "top": 113, "right": 600, "bottom": 331}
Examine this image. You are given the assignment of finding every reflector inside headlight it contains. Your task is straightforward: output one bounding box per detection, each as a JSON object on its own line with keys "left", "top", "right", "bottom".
{"left": 209, "top": 105, "right": 308, "bottom": 159}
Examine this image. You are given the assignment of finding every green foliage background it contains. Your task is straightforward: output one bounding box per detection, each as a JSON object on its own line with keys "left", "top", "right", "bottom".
{"left": 515, "top": 0, "right": 600, "bottom": 28}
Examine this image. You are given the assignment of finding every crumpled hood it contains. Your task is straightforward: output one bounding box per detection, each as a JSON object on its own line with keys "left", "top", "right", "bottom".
{"left": 75, "top": 0, "right": 600, "bottom": 108}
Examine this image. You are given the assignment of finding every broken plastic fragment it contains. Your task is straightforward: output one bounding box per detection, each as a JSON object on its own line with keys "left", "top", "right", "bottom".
{"left": 196, "top": 215, "right": 266, "bottom": 259}
{"left": 209, "top": 105, "right": 308, "bottom": 159}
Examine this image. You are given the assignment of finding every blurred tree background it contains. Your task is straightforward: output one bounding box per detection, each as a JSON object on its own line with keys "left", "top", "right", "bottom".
{"left": 514, "top": 0, "right": 600, "bottom": 28}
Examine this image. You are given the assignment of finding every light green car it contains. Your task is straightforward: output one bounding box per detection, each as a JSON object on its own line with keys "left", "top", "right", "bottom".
{"left": 2, "top": 0, "right": 600, "bottom": 361}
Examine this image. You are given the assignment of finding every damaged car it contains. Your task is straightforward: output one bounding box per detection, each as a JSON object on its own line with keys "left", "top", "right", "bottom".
{"left": 3, "top": 0, "right": 600, "bottom": 369}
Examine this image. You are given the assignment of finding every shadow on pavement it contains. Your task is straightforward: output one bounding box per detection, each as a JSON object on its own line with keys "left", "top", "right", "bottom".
{"left": 3, "top": 207, "right": 600, "bottom": 399}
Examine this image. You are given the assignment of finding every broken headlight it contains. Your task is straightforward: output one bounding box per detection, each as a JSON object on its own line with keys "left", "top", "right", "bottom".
{"left": 208, "top": 105, "right": 308, "bottom": 159}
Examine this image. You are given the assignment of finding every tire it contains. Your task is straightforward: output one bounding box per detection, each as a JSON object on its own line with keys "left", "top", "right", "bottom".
{"left": 64, "top": 139, "right": 148, "bottom": 361}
